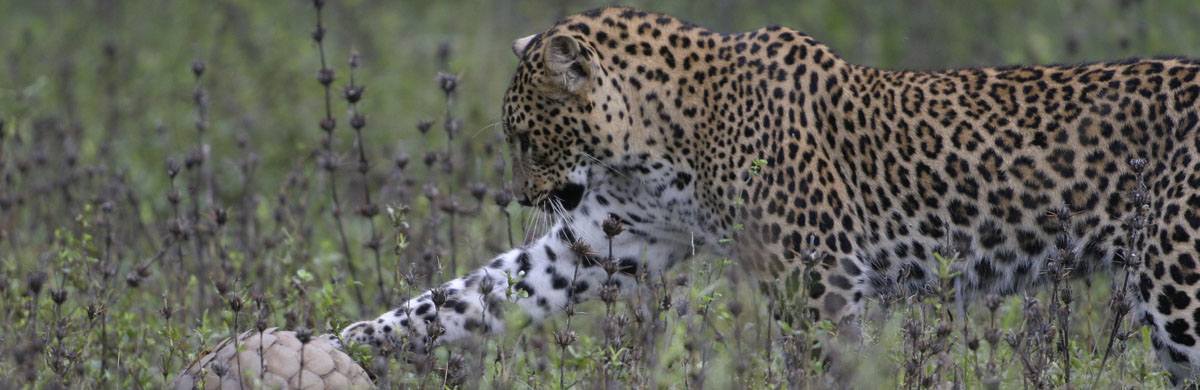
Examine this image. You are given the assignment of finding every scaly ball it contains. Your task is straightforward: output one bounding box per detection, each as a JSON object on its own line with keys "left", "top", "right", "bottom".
{"left": 172, "top": 328, "right": 372, "bottom": 390}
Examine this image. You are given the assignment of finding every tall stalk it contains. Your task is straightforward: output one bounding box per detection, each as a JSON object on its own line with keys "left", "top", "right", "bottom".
{"left": 311, "top": 0, "right": 364, "bottom": 308}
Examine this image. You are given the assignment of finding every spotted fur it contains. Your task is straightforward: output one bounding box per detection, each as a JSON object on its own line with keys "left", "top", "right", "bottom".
{"left": 345, "top": 7, "right": 1200, "bottom": 382}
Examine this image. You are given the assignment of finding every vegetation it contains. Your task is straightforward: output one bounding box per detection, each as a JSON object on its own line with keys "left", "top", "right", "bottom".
{"left": 0, "top": 0, "right": 1196, "bottom": 388}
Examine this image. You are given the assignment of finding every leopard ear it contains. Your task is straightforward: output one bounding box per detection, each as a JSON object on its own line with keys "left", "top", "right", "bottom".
{"left": 543, "top": 35, "right": 590, "bottom": 94}
{"left": 512, "top": 34, "right": 537, "bottom": 58}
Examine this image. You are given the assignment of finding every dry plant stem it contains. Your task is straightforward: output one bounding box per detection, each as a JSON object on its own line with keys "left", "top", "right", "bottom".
{"left": 504, "top": 208, "right": 514, "bottom": 248}
{"left": 230, "top": 307, "right": 244, "bottom": 390}
{"left": 346, "top": 55, "right": 386, "bottom": 305}
{"left": 192, "top": 62, "right": 215, "bottom": 209}
{"left": 166, "top": 167, "right": 187, "bottom": 311}
{"left": 97, "top": 213, "right": 113, "bottom": 381}
{"left": 312, "top": 1, "right": 364, "bottom": 308}
{"left": 1091, "top": 158, "right": 1150, "bottom": 388}
{"left": 190, "top": 63, "right": 213, "bottom": 314}
{"left": 443, "top": 91, "right": 457, "bottom": 275}
{"left": 237, "top": 148, "right": 259, "bottom": 283}
{"left": 560, "top": 266, "right": 581, "bottom": 390}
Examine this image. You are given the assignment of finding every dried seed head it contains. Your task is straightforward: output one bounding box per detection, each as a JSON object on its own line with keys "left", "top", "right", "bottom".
{"left": 214, "top": 278, "right": 231, "bottom": 297}
{"left": 422, "top": 183, "right": 440, "bottom": 200}
{"left": 394, "top": 154, "right": 410, "bottom": 171}
{"left": 469, "top": 182, "right": 487, "bottom": 202}
{"left": 160, "top": 306, "right": 173, "bottom": 321}
{"left": 564, "top": 298, "right": 578, "bottom": 316}
{"left": 166, "top": 218, "right": 185, "bottom": 237}
{"left": 349, "top": 50, "right": 360, "bottom": 68}
{"left": 797, "top": 248, "right": 822, "bottom": 267}
{"left": 87, "top": 304, "right": 103, "bottom": 321}
{"left": 984, "top": 328, "right": 1001, "bottom": 346}
{"left": 554, "top": 330, "right": 577, "bottom": 348}
{"left": 478, "top": 276, "right": 496, "bottom": 296}
{"left": 422, "top": 151, "right": 438, "bottom": 167}
{"left": 438, "top": 196, "right": 459, "bottom": 214}
{"left": 349, "top": 113, "right": 366, "bottom": 130}
{"left": 1022, "top": 296, "right": 1039, "bottom": 312}
{"left": 602, "top": 215, "right": 625, "bottom": 238}
{"left": 966, "top": 334, "right": 980, "bottom": 351}
{"left": 436, "top": 71, "right": 458, "bottom": 95}
{"left": 1050, "top": 204, "right": 1072, "bottom": 224}
{"left": 1110, "top": 293, "right": 1131, "bottom": 315}
{"left": 343, "top": 85, "right": 365, "bottom": 104}
{"left": 296, "top": 328, "right": 314, "bottom": 344}
{"left": 211, "top": 361, "right": 229, "bottom": 378}
{"left": 935, "top": 322, "right": 953, "bottom": 339}
{"left": 317, "top": 68, "right": 335, "bottom": 86}
{"left": 319, "top": 117, "right": 336, "bottom": 133}
{"left": 431, "top": 287, "right": 448, "bottom": 307}
{"left": 228, "top": 295, "right": 244, "bottom": 313}
{"left": 1004, "top": 330, "right": 1021, "bottom": 349}
{"left": 599, "top": 283, "right": 619, "bottom": 304}
{"left": 443, "top": 118, "right": 461, "bottom": 138}
{"left": 493, "top": 188, "right": 513, "bottom": 208}
{"left": 602, "top": 315, "right": 621, "bottom": 338}
{"left": 1123, "top": 219, "right": 1146, "bottom": 244}
{"left": 184, "top": 148, "right": 204, "bottom": 169}
{"left": 426, "top": 320, "right": 446, "bottom": 340}
{"left": 357, "top": 203, "right": 379, "bottom": 218}
{"left": 214, "top": 208, "right": 228, "bottom": 226}
{"left": 165, "top": 157, "right": 181, "bottom": 179}
{"left": 319, "top": 152, "right": 338, "bottom": 172}
{"left": 568, "top": 239, "right": 595, "bottom": 258}
{"left": 124, "top": 272, "right": 142, "bottom": 288}
{"left": 256, "top": 318, "right": 269, "bottom": 332}
{"left": 984, "top": 294, "right": 1003, "bottom": 312}
{"left": 311, "top": 25, "right": 325, "bottom": 42}
{"left": 727, "top": 299, "right": 744, "bottom": 317}
{"left": 445, "top": 354, "right": 467, "bottom": 387}
{"left": 26, "top": 271, "right": 46, "bottom": 296}
{"left": 50, "top": 288, "right": 67, "bottom": 305}
{"left": 674, "top": 298, "right": 690, "bottom": 316}
{"left": 416, "top": 119, "right": 434, "bottom": 134}
{"left": 191, "top": 60, "right": 205, "bottom": 77}
{"left": 1129, "top": 158, "right": 1147, "bottom": 174}
{"left": 1127, "top": 189, "right": 1149, "bottom": 208}
{"left": 312, "top": 0, "right": 325, "bottom": 10}
{"left": 602, "top": 257, "right": 622, "bottom": 276}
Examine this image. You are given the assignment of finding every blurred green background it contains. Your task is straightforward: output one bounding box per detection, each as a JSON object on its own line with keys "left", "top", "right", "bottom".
{"left": 3, "top": 0, "right": 1197, "bottom": 207}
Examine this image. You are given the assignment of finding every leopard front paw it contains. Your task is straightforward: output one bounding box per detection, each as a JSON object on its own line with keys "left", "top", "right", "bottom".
{"left": 340, "top": 319, "right": 402, "bottom": 351}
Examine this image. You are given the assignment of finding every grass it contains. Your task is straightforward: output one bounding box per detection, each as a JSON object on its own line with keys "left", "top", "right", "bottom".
{"left": 1, "top": 0, "right": 1198, "bottom": 388}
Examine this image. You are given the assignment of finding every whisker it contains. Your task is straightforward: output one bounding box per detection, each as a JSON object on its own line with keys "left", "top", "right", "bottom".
{"left": 470, "top": 120, "right": 506, "bottom": 141}
{"left": 580, "top": 152, "right": 629, "bottom": 180}
{"left": 522, "top": 206, "right": 539, "bottom": 245}
{"left": 551, "top": 199, "right": 575, "bottom": 234}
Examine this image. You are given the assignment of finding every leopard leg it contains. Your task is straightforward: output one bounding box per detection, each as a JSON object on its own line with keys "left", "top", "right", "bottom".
{"left": 341, "top": 193, "right": 688, "bottom": 352}
{"left": 1139, "top": 170, "right": 1200, "bottom": 387}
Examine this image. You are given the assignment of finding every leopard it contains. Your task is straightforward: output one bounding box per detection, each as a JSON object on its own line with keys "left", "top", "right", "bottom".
{"left": 342, "top": 6, "right": 1200, "bottom": 384}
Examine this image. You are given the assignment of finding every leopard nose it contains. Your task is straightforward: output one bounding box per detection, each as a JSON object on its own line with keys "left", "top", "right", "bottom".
{"left": 517, "top": 196, "right": 533, "bottom": 207}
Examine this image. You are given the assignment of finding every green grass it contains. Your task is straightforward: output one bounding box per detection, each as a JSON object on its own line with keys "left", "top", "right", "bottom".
{"left": 1, "top": 0, "right": 1197, "bottom": 388}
